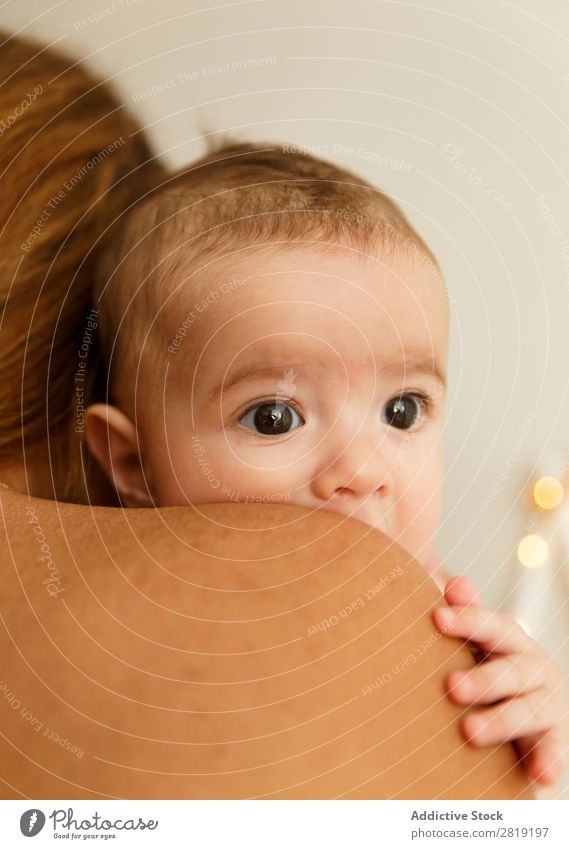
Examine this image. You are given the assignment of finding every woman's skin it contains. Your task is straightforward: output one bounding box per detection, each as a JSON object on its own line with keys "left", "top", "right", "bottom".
{"left": 0, "top": 490, "right": 532, "bottom": 799}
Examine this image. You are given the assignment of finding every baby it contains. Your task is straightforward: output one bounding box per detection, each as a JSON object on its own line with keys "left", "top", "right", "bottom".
{"left": 85, "top": 140, "right": 568, "bottom": 795}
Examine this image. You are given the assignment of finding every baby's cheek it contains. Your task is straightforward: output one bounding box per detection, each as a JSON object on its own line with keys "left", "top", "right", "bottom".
{"left": 395, "top": 459, "right": 442, "bottom": 564}
{"left": 143, "top": 430, "right": 223, "bottom": 505}
{"left": 178, "top": 437, "right": 296, "bottom": 504}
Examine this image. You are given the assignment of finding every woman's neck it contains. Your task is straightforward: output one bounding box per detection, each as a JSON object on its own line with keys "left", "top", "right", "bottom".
{"left": 0, "top": 456, "right": 54, "bottom": 499}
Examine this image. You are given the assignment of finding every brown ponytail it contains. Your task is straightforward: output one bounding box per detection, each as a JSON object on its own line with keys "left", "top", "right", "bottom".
{"left": 0, "top": 31, "right": 166, "bottom": 502}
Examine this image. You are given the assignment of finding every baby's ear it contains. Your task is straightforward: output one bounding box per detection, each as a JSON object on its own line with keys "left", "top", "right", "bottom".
{"left": 84, "top": 404, "right": 153, "bottom": 507}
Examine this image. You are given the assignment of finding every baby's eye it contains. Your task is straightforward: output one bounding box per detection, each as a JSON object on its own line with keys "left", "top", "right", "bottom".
{"left": 237, "top": 399, "right": 305, "bottom": 436}
{"left": 382, "top": 394, "right": 428, "bottom": 431}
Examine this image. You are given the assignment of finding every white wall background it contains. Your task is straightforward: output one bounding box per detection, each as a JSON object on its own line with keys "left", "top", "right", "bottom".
{"left": 3, "top": 0, "right": 569, "bottom": 797}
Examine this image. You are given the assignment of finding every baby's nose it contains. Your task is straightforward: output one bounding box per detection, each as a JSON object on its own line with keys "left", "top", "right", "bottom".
{"left": 310, "top": 436, "right": 392, "bottom": 503}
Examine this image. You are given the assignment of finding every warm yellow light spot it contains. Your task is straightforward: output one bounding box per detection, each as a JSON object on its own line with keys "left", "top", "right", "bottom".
{"left": 532, "top": 475, "right": 564, "bottom": 510}
{"left": 517, "top": 534, "right": 548, "bottom": 568}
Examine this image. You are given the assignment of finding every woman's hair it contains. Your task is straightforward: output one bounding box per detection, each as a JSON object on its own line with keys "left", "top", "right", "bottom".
{"left": 95, "top": 139, "right": 443, "bottom": 403}
{"left": 0, "top": 30, "right": 166, "bottom": 502}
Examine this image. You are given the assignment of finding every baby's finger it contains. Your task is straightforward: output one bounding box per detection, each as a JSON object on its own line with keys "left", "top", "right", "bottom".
{"left": 516, "top": 732, "right": 565, "bottom": 786}
{"left": 463, "top": 690, "right": 559, "bottom": 746}
{"left": 444, "top": 575, "right": 484, "bottom": 608}
{"left": 447, "top": 654, "right": 546, "bottom": 705}
{"left": 433, "top": 605, "right": 533, "bottom": 655}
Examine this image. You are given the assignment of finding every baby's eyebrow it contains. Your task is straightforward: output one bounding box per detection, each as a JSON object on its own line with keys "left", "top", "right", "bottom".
{"left": 202, "top": 355, "right": 446, "bottom": 408}
{"left": 202, "top": 359, "right": 329, "bottom": 409}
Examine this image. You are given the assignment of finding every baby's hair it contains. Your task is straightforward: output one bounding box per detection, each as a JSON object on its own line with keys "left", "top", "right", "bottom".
{"left": 94, "top": 136, "right": 442, "bottom": 401}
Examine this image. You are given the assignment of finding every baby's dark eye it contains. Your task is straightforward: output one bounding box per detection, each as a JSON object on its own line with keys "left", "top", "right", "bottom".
{"left": 382, "top": 394, "right": 426, "bottom": 431}
{"left": 238, "top": 400, "right": 304, "bottom": 436}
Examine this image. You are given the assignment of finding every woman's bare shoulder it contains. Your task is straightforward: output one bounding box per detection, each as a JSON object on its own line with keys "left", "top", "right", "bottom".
{"left": 0, "top": 491, "right": 434, "bottom": 599}
{"left": 0, "top": 491, "right": 532, "bottom": 799}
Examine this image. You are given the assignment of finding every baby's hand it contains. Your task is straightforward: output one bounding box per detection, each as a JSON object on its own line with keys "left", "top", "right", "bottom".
{"left": 433, "top": 576, "right": 569, "bottom": 791}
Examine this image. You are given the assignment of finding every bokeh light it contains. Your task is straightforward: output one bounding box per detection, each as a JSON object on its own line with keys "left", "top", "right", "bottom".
{"left": 517, "top": 534, "right": 549, "bottom": 568}
{"left": 532, "top": 476, "right": 564, "bottom": 511}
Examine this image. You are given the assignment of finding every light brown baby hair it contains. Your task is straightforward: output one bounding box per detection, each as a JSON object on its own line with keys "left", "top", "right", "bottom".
{"left": 94, "top": 137, "right": 444, "bottom": 412}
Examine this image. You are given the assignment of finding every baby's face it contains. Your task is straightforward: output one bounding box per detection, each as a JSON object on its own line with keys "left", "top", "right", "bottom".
{"left": 137, "top": 243, "right": 448, "bottom": 566}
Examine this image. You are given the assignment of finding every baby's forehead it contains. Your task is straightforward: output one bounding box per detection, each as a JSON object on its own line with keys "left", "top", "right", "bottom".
{"left": 175, "top": 242, "right": 445, "bottom": 314}
{"left": 169, "top": 246, "right": 448, "bottom": 330}
{"left": 165, "top": 245, "right": 447, "bottom": 389}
